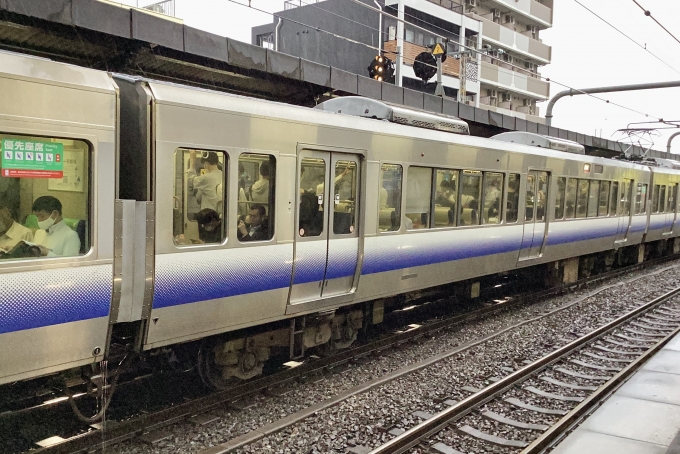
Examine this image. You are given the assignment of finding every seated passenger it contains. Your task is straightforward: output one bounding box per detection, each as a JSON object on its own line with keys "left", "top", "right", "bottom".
{"left": 238, "top": 204, "right": 269, "bottom": 241}
{"left": 0, "top": 201, "right": 33, "bottom": 254}
{"left": 435, "top": 180, "right": 454, "bottom": 208}
{"left": 196, "top": 209, "right": 222, "bottom": 244}
{"left": 32, "top": 196, "right": 80, "bottom": 257}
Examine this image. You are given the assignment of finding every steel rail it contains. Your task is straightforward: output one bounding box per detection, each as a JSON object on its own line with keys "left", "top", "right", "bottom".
{"left": 368, "top": 285, "right": 680, "bottom": 454}
{"left": 522, "top": 316, "right": 680, "bottom": 453}
{"left": 31, "top": 255, "right": 678, "bottom": 454}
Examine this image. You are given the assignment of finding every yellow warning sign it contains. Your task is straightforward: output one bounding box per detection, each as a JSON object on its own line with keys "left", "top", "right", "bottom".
{"left": 432, "top": 42, "right": 446, "bottom": 56}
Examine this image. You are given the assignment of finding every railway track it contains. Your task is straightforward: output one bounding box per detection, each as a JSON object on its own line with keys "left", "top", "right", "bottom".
{"left": 27, "top": 256, "right": 679, "bottom": 454}
{"left": 369, "top": 287, "right": 680, "bottom": 454}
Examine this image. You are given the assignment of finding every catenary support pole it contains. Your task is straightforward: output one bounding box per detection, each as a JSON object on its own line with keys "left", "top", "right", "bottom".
{"left": 373, "top": 0, "right": 382, "bottom": 54}
{"left": 545, "top": 80, "right": 680, "bottom": 126}
{"left": 668, "top": 131, "right": 680, "bottom": 158}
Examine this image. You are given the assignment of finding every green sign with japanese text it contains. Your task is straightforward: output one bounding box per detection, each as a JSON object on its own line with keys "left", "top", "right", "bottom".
{"left": 1, "top": 139, "right": 64, "bottom": 178}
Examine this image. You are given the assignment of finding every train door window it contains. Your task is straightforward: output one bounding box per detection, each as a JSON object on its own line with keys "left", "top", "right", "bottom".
{"left": 459, "top": 170, "right": 482, "bottom": 226}
{"left": 379, "top": 164, "right": 403, "bottom": 232}
{"left": 506, "top": 173, "right": 520, "bottom": 223}
{"left": 622, "top": 181, "right": 633, "bottom": 216}
{"left": 333, "top": 160, "right": 358, "bottom": 235}
{"left": 0, "top": 135, "right": 90, "bottom": 260}
{"left": 652, "top": 185, "right": 660, "bottom": 213}
{"left": 299, "top": 157, "right": 325, "bottom": 237}
{"left": 554, "top": 177, "right": 566, "bottom": 220}
{"left": 598, "top": 181, "right": 610, "bottom": 216}
{"left": 609, "top": 182, "right": 619, "bottom": 216}
{"left": 173, "top": 149, "right": 226, "bottom": 246}
{"left": 238, "top": 153, "right": 275, "bottom": 242}
{"left": 406, "top": 166, "right": 432, "bottom": 229}
{"left": 482, "top": 172, "right": 503, "bottom": 225}
{"left": 669, "top": 184, "right": 677, "bottom": 213}
{"left": 536, "top": 172, "right": 548, "bottom": 221}
{"left": 434, "top": 169, "right": 458, "bottom": 227}
{"left": 576, "top": 179, "right": 589, "bottom": 218}
{"left": 525, "top": 173, "right": 535, "bottom": 222}
{"left": 587, "top": 180, "right": 600, "bottom": 217}
{"left": 565, "top": 178, "right": 577, "bottom": 219}
{"left": 634, "top": 183, "right": 647, "bottom": 215}
{"left": 659, "top": 185, "right": 667, "bottom": 212}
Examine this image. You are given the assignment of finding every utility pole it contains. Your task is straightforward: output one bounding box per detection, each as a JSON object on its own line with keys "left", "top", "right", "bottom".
{"left": 395, "top": 0, "right": 404, "bottom": 87}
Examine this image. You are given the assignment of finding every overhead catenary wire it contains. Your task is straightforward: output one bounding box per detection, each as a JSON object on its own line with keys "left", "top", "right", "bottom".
{"left": 572, "top": 0, "right": 680, "bottom": 76}
{"left": 227, "top": 0, "right": 665, "bottom": 122}
{"left": 632, "top": 0, "right": 680, "bottom": 46}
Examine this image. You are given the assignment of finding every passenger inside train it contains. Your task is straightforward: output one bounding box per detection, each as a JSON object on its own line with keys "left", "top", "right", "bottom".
{"left": 0, "top": 200, "right": 33, "bottom": 253}
{"left": 238, "top": 204, "right": 269, "bottom": 241}
{"left": 32, "top": 195, "right": 81, "bottom": 257}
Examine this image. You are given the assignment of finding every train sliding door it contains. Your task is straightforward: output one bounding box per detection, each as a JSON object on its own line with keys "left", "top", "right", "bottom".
{"left": 289, "top": 149, "right": 361, "bottom": 305}
{"left": 519, "top": 171, "right": 550, "bottom": 261}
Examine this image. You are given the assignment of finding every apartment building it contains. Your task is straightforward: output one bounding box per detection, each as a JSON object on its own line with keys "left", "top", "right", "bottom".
{"left": 253, "top": 0, "right": 552, "bottom": 122}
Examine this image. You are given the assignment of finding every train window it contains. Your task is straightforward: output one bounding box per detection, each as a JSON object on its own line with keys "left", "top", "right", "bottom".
{"left": 406, "top": 166, "right": 432, "bottom": 229}
{"left": 565, "top": 178, "right": 577, "bottom": 219}
{"left": 576, "top": 180, "right": 589, "bottom": 218}
{"left": 554, "top": 177, "right": 566, "bottom": 220}
{"left": 379, "top": 164, "right": 403, "bottom": 232}
{"left": 652, "top": 185, "right": 660, "bottom": 213}
{"left": 333, "top": 160, "right": 357, "bottom": 235}
{"left": 173, "top": 149, "right": 226, "bottom": 246}
{"left": 434, "top": 169, "right": 458, "bottom": 227}
{"left": 620, "top": 181, "right": 632, "bottom": 216}
{"left": 238, "top": 154, "right": 275, "bottom": 242}
{"left": 506, "top": 173, "right": 520, "bottom": 223}
{"left": 459, "top": 170, "right": 482, "bottom": 226}
{"left": 525, "top": 174, "right": 535, "bottom": 222}
{"left": 609, "top": 182, "right": 619, "bottom": 216}
{"left": 669, "top": 184, "right": 678, "bottom": 213}
{"left": 536, "top": 172, "right": 548, "bottom": 221}
{"left": 659, "top": 185, "right": 667, "bottom": 213}
{"left": 299, "top": 158, "right": 325, "bottom": 237}
{"left": 634, "top": 183, "right": 647, "bottom": 215}
{"left": 598, "top": 181, "right": 610, "bottom": 216}
{"left": 587, "top": 181, "right": 599, "bottom": 217}
{"left": 0, "top": 135, "right": 90, "bottom": 259}
{"left": 482, "top": 172, "right": 503, "bottom": 225}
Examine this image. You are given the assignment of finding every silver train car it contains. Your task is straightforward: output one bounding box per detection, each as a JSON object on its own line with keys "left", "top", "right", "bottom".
{"left": 2, "top": 52, "right": 680, "bottom": 390}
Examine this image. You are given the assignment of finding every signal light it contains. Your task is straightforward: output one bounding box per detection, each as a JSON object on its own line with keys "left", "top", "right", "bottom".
{"left": 367, "top": 55, "right": 395, "bottom": 82}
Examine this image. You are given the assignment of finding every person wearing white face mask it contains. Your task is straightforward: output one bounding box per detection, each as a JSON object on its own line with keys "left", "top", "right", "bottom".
{"left": 32, "top": 196, "right": 80, "bottom": 257}
{"left": 0, "top": 201, "right": 33, "bottom": 253}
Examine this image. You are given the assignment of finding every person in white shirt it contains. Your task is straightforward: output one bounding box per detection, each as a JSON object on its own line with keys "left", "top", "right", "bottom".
{"left": 0, "top": 201, "right": 33, "bottom": 253}
{"left": 250, "top": 161, "right": 271, "bottom": 203}
{"left": 32, "top": 196, "right": 80, "bottom": 257}
{"left": 187, "top": 151, "right": 223, "bottom": 211}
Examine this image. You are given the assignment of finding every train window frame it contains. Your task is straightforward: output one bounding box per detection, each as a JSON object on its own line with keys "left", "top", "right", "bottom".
{"left": 405, "top": 166, "right": 433, "bottom": 230}
{"left": 634, "top": 183, "right": 647, "bottom": 215}
{"left": 238, "top": 153, "right": 276, "bottom": 243}
{"left": 659, "top": 185, "right": 667, "bottom": 213}
{"left": 669, "top": 184, "right": 678, "bottom": 214}
{"left": 482, "top": 172, "right": 503, "bottom": 225}
{"left": 554, "top": 177, "right": 566, "bottom": 221}
{"left": 173, "top": 148, "right": 227, "bottom": 248}
{"left": 0, "top": 133, "right": 93, "bottom": 262}
{"left": 378, "top": 163, "right": 403, "bottom": 233}
{"left": 506, "top": 173, "right": 520, "bottom": 223}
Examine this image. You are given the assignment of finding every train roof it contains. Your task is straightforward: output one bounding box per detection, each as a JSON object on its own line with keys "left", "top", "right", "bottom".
{"left": 139, "top": 78, "right": 650, "bottom": 172}
{"left": 0, "top": 50, "right": 117, "bottom": 93}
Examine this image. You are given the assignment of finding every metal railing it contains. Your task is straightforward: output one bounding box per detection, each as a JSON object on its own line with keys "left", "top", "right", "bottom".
{"left": 142, "top": 0, "right": 175, "bottom": 16}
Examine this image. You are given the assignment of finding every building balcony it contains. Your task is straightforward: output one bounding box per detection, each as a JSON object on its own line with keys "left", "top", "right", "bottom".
{"left": 482, "top": 0, "right": 552, "bottom": 27}
{"left": 474, "top": 14, "right": 551, "bottom": 63}
{"left": 479, "top": 60, "right": 549, "bottom": 99}
{"left": 384, "top": 40, "right": 461, "bottom": 79}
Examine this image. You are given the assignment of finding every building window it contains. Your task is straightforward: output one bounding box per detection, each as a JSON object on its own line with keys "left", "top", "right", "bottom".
{"left": 405, "top": 29, "right": 415, "bottom": 43}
